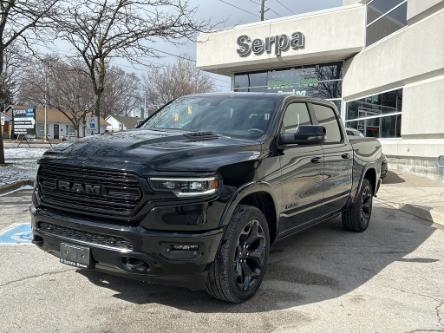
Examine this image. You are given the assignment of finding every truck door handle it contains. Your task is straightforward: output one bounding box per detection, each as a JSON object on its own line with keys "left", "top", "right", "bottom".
{"left": 341, "top": 153, "right": 351, "bottom": 160}
{"left": 311, "top": 157, "right": 322, "bottom": 164}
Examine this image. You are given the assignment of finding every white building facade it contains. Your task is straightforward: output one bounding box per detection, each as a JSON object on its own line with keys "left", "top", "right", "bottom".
{"left": 196, "top": 0, "right": 444, "bottom": 179}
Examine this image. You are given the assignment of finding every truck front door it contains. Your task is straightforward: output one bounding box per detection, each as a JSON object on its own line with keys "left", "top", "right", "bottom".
{"left": 277, "top": 102, "right": 324, "bottom": 235}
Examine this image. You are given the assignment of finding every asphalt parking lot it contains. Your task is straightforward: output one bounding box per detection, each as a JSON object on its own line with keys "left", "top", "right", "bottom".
{"left": 1, "top": 188, "right": 444, "bottom": 333}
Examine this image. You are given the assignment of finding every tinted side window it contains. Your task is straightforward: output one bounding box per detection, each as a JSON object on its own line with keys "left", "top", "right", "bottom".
{"left": 311, "top": 104, "right": 342, "bottom": 143}
{"left": 281, "top": 103, "right": 311, "bottom": 133}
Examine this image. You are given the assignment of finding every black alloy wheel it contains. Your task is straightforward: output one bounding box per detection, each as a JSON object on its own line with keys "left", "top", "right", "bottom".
{"left": 206, "top": 205, "right": 270, "bottom": 303}
{"left": 234, "top": 219, "right": 266, "bottom": 292}
{"left": 360, "top": 184, "right": 373, "bottom": 226}
{"left": 342, "top": 178, "right": 373, "bottom": 232}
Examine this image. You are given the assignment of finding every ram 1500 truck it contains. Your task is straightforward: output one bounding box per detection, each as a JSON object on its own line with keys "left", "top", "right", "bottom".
{"left": 31, "top": 93, "right": 383, "bottom": 303}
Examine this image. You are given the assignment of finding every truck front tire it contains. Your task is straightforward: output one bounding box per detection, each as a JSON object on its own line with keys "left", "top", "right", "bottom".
{"left": 342, "top": 178, "right": 373, "bottom": 232}
{"left": 205, "top": 205, "right": 270, "bottom": 303}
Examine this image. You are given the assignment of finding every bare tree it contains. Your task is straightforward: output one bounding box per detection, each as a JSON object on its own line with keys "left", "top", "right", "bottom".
{"left": 0, "top": 0, "right": 60, "bottom": 163}
{"left": 54, "top": 0, "right": 211, "bottom": 134}
{"left": 0, "top": 45, "right": 25, "bottom": 105}
{"left": 16, "top": 56, "right": 48, "bottom": 106}
{"left": 18, "top": 56, "right": 93, "bottom": 138}
{"left": 143, "top": 57, "right": 214, "bottom": 114}
{"left": 48, "top": 60, "right": 94, "bottom": 137}
{"left": 102, "top": 67, "right": 142, "bottom": 118}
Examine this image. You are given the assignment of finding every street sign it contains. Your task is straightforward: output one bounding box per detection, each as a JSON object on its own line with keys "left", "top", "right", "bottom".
{"left": 87, "top": 116, "right": 98, "bottom": 130}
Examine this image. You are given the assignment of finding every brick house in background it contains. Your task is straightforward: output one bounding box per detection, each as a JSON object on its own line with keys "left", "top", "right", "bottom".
{"left": 0, "top": 111, "right": 12, "bottom": 138}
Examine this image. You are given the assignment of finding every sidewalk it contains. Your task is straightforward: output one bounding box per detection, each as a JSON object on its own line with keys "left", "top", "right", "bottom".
{"left": 376, "top": 170, "right": 444, "bottom": 225}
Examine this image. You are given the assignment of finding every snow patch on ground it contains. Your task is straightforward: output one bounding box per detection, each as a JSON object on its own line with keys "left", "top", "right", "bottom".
{"left": 4, "top": 148, "right": 48, "bottom": 160}
{"left": 1, "top": 148, "right": 48, "bottom": 186}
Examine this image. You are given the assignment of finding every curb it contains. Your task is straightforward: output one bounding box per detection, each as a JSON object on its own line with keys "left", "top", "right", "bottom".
{"left": 0, "top": 179, "right": 34, "bottom": 195}
{"left": 375, "top": 198, "right": 444, "bottom": 226}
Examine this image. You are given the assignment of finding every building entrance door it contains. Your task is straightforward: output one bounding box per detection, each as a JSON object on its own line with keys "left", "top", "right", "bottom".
{"left": 53, "top": 124, "right": 59, "bottom": 140}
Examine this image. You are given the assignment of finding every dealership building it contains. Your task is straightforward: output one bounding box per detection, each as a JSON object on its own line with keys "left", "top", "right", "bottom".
{"left": 196, "top": 0, "right": 444, "bottom": 179}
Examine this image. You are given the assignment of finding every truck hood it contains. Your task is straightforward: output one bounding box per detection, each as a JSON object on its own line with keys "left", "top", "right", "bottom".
{"left": 40, "top": 129, "right": 262, "bottom": 173}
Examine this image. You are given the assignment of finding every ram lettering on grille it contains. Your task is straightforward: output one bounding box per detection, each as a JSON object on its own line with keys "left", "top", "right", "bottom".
{"left": 57, "top": 181, "right": 102, "bottom": 195}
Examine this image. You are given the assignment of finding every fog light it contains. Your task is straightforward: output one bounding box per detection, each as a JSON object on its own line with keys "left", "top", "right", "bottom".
{"left": 170, "top": 244, "right": 199, "bottom": 251}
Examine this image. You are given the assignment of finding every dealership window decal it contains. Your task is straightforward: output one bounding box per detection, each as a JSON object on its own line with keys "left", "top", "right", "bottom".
{"left": 233, "top": 63, "right": 342, "bottom": 100}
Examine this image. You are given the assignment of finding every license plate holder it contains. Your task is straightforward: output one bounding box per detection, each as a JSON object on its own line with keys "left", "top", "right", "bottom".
{"left": 60, "top": 242, "right": 91, "bottom": 268}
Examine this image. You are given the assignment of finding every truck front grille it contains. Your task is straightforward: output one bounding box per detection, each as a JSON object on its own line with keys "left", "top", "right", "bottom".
{"left": 37, "top": 163, "right": 143, "bottom": 219}
{"left": 38, "top": 222, "right": 133, "bottom": 251}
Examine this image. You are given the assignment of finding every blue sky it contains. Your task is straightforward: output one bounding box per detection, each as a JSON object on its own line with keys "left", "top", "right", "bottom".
{"left": 152, "top": 0, "right": 343, "bottom": 91}
{"left": 45, "top": 0, "right": 343, "bottom": 92}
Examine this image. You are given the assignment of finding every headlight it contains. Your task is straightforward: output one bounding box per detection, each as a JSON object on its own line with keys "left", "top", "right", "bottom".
{"left": 149, "top": 176, "right": 220, "bottom": 198}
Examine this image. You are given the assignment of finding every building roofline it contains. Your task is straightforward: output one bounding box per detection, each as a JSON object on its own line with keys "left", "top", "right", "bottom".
{"left": 199, "top": 3, "right": 365, "bottom": 37}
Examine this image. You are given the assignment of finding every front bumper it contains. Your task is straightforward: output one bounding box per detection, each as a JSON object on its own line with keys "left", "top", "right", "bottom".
{"left": 31, "top": 206, "right": 224, "bottom": 288}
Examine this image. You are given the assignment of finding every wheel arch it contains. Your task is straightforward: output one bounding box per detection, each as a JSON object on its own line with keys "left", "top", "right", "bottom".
{"left": 363, "top": 168, "right": 377, "bottom": 194}
{"left": 219, "top": 182, "right": 279, "bottom": 243}
{"left": 350, "top": 163, "right": 381, "bottom": 204}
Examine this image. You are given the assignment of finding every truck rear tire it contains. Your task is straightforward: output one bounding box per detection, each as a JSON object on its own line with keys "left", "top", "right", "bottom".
{"left": 342, "top": 178, "right": 373, "bottom": 232}
{"left": 205, "top": 205, "right": 270, "bottom": 303}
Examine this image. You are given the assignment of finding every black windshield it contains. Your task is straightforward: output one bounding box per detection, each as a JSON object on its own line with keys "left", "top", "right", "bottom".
{"left": 141, "top": 95, "right": 279, "bottom": 139}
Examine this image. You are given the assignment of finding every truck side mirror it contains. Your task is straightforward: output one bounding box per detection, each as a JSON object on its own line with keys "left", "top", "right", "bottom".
{"left": 136, "top": 119, "right": 145, "bottom": 128}
{"left": 279, "top": 125, "right": 326, "bottom": 145}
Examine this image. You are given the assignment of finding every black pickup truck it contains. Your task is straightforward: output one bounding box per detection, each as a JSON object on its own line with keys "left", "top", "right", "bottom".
{"left": 31, "top": 93, "right": 383, "bottom": 303}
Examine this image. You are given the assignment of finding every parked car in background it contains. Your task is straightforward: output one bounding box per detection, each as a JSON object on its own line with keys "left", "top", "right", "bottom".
{"left": 32, "top": 93, "right": 384, "bottom": 303}
{"left": 346, "top": 127, "right": 365, "bottom": 137}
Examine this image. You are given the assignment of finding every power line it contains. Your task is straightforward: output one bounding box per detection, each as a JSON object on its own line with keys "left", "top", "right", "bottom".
{"left": 218, "top": 0, "right": 258, "bottom": 18}
{"left": 149, "top": 48, "right": 196, "bottom": 63}
{"left": 267, "top": 6, "right": 283, "bottom": 17}
{"left": 249, "top": 0, "right": 284, "bottom": 20}
{"left": 274, "top": 0, "right": 293, "bottom": 14}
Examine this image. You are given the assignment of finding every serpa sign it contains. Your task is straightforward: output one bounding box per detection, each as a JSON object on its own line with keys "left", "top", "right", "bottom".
{"left": 237, "top": 32, "right": 305, "bottom": 57}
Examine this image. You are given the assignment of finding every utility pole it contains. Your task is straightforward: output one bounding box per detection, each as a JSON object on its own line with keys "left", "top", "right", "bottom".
{"left": 260, "top": 0, "right": 265, "bottom": 21}
{"left": 43, "top": 62, "right": 48, "bottom": 143}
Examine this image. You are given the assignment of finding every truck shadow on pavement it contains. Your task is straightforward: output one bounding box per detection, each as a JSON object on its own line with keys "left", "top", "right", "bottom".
{"left": 79, "top": 206, "right": 438, "bottom": 313}
{"left": 382, "top": 171, "right": 406, "bottom": 184}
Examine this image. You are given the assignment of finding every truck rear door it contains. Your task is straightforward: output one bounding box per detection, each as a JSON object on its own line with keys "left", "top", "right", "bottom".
{"left": 309, "top": 102, "right": 353, "bottom": 214}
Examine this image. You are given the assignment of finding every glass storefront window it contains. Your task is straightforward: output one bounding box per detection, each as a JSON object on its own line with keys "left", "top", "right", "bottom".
{"left": 345, "top": 89, "right": 402, "bottom": 138}
{"left": 330, "top": 100, "right": 342, "bottom": 111}
{"left": 346, "top": 89, "right": 402, "bottom": 120}
{"left": 367, "top": 0, "right": 405, "bottom": 24}
{"left": 366, "top": 1, "right": 407, "bottom": 46}
{"left": 233, "top": 74, "right": 249, "bottom": 92}
{"left": 249, "top": 72, "right": 268, "bottom": 92}
{"left": 233, "top": 62, "right": 342, "bottom": 99}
